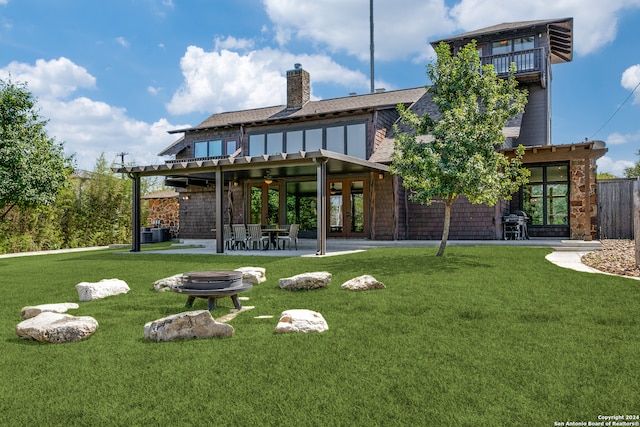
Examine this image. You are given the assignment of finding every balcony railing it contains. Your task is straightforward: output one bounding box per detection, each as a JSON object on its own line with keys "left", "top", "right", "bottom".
{"left": 481, "top": 48, "right": 545, "bottom": 79}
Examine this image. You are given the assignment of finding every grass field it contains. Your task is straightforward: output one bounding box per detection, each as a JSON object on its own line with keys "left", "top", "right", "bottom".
{"left": 1, "top": 245, "right": 638, "bottom": 426}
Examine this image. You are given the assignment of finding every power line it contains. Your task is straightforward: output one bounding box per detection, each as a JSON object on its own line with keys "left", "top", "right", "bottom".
{"left": 590, "top": 79, "right": 640, "bottom": 140}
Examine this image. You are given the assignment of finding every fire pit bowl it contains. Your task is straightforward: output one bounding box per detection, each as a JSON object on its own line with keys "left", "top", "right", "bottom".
{"left": 182, "top": 270, "right": 243, "bottom": 290}
{"left": 172, "top": 270, "right": 251, "bottom": 311}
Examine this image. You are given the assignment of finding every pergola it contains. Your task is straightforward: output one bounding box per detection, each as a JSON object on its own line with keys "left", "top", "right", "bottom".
{"left": 115, "top": 149, "right": 389, "bottom": 255}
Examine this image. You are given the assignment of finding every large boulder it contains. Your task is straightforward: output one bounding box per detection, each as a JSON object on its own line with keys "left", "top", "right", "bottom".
{"left": 235, "top": 267, "right": 266, "bottom": 285}
{"left": 76, "top": 278, "right": 130, "bottom": 301}
{"left": 279, "top": 272, "right": 332, "bottom": 291}
{"left": 274, "top": 309, "right": 328, "bottom": 334}
{"left": 340, "top": 275, "right": 386, "bottom": 291}
{"left": 143, "top": 310, "right": 234, "bottom": 341}
{"left": 16, "top": 312, "right": 98, "bottom": 343}
{"left": 20, "top": 302, "right": 79, "bottom": 319}
{"left": 153, "top": 274, "right": 185, "bottom": 292}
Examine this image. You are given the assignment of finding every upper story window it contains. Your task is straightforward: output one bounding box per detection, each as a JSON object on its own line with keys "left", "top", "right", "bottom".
{"left": 248, "top": 122, "right": 368, "bottom": 159}
{"left": 194, "top": 139, "right": 237, "bottom": 158}
{"left": 490, "top": 36, "right": 536, "bottom": 73}
{"left": 491, "top": 36, "right": 535, "bottom": 54}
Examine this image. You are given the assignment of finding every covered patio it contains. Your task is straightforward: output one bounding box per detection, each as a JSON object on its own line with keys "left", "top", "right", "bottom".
{"left": 117, "top": 149, "right": 389, "bottom": 255}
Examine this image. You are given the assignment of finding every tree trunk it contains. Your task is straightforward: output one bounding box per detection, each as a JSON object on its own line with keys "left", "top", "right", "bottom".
{"left": 437, "top": 197, "right": 455, "bottom": 256}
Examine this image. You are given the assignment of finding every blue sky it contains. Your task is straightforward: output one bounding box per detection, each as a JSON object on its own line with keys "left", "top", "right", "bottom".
{"left": 1, "top": 0, "right": 639, "bottom": 175}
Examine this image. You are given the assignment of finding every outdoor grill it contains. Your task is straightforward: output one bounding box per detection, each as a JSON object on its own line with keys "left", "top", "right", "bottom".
{"left": 172, "top": 270, "right": 251, "bottom": 311}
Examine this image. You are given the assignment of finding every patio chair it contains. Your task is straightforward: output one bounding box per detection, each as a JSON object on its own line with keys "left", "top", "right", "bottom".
{"left": 277, "top": 224, "right": 299, "bottom": 250}
{"left": 223, "top": 225, "right": 234, "bottom": 250}
{"left": 232, "top": 224, "right": 250, "bottom": 250}
{"left": 247, "top": 224, "right": 269, "bottom": 250}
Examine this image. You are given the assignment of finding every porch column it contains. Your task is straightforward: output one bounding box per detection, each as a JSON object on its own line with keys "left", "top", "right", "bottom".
{"left": 215, "top": 168, "right": 224, "bottom": 253}
{"left": 315, "top": 158, "right": 327, "bottom": 255}
{"left": 130, "top": 172, "right": 141, "bottom": 252}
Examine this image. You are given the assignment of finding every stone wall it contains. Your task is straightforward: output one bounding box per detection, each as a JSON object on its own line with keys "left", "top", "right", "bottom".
{"left": 569, "top": 158, "right": 598, "bottom": 240}
{"left": 147, "top": 197, "right": 179, "bottom": 238}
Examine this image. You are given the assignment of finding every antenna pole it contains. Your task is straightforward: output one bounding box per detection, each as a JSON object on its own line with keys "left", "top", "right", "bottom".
{"left": 370, "top": 0, "right": 374, "bottom": 94}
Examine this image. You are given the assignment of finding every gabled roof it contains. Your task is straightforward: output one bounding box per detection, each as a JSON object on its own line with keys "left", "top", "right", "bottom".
{"left": 432, "top": 17, "right": 573, "bottom": 64}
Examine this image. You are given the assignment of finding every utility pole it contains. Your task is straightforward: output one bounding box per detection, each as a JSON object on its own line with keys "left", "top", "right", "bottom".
{"left": 634, "top": 177, "right": 639, "bottom": 268}
{"left": 370, "top": 0, "right": 374, "bottom": 94}
{"left": 117, "top": 152, "right": 129, "bottom": 168}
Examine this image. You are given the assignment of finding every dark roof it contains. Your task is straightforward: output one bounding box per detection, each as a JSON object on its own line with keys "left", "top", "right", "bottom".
{"left": 432, "top": 18, "right": 573, "bottom": 64}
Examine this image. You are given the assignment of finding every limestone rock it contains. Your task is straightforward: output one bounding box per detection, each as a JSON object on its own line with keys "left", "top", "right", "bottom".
{"left": 143, "top": 310, "right": 234, "bottom": 341}
{"left": 235, "top": 266, "right": 266, "bottom": 285}
{"left": 279, "top": 272, "right": 332, "bottom": 291}
{"left": 76, "top": 278, "right": 130, "bottom": 301}
{"left": 20, "top": 302, "right": 79, "bottom": 319}
{"left": 274, "top": 309, "right": 328, "bottom": 334}
{"left": 16, "top": 312, "right": 98, "bottom": 343}
{"left": 153, "top": 274, "right": 185, "bottom": 292}
{"left": 340, "top": 275, "right": 386, "bottom": 291}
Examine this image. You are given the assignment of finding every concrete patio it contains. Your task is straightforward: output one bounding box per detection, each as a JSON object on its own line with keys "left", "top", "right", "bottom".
{"left": 147, "top": 237, "right": 603, "bottom": 257}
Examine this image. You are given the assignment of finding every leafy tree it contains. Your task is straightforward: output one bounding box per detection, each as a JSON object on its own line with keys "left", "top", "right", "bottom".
{"left": 391, "top": 41, "right": 529, "bottom": 256}
{"left": 0, "top": 78, "right": 73, "bottom": 219}
{"left": 597, "top": 172, "right": 618, "bottom": 179}
{"left": 624, "top": 149, "right": 640, "bottom": 178}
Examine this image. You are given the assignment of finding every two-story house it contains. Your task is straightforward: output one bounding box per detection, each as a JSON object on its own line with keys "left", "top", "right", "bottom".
{"left": 119, "top": 17, "right": 606, "bottom": 253}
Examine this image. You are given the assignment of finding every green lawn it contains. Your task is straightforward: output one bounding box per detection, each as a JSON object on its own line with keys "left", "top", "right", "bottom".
{"left": 1, "top": 246, "right": 638, "bottom": 426}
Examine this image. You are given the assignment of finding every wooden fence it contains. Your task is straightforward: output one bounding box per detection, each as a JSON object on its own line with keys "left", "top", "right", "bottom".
{"left": 597, "top": 178, "right": 637, "bottom": 239}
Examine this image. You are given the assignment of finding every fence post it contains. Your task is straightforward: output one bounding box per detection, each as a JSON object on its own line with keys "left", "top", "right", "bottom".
{"left": 634, "top": 178, "right": 639, "bottom": 268}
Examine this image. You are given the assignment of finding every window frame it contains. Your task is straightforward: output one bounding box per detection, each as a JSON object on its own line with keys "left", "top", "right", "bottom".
{"left": 246, "top": 121, "right": 368, "bottom": 159}
{"left": 522, "top": 163, "right": 570, "bottom": 227}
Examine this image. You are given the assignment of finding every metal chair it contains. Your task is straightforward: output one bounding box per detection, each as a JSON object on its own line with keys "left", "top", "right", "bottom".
{"left": 247, "top": 224, "right": 269, "bottom": 250}
{"left": 223, "top": 225, "right": 234, "bottom": 250}
{"left": 232, "top": 224, "right": 250, "bottom": 250}
{"left": 277, "top": 224, "right": 299, "bottom": 250}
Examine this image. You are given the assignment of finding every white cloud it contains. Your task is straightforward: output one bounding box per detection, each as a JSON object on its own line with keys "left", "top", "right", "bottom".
{"left": 116, "top": 37, "right": 129, "bottom": 48}
{"left": 606, "top": 131, "right": 640, "bottom": 146}
{"left": 214, "top": 36, "right": 254, "bottom": 51}
{"left": 263, "top": 0, "right": 455, "bottom": 62}
{"left": 621, "top": 64, "right": 640, "bottom": 104}
{"left": 0, "top": 0, "right": 8, "bottom": 5}
{"left": 0, "top": 57, "right": 95, "bottom": 99}
{"left": 450, "top": 0, "right": 640, "bottom": 56}
{"left": 147, "top": 86, "right": 161, "bottom": 95}
{"left": 1, "top": 58, "right": 187, "bottom": 170}
{"left": 166, "top": 45, "right": 370, "bottom": 115}
{"left": 597, "top": 155, "right": 635, "bottom": 176}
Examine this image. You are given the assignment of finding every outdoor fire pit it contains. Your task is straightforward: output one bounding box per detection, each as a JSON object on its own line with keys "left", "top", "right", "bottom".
{"left": 172, "top": 270, "right": 252, "bottom": 311}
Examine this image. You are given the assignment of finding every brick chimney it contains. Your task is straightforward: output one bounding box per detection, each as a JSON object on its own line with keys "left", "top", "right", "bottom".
{"left": 286, "top": 63, "right": 310, "bottom": 110}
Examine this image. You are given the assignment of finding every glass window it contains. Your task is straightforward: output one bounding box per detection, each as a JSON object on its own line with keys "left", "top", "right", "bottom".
{"left": 249, "top": 134, "right": 265, "bottom": 156}
{"left": 326, "top": 126, "right": 345, "bottom": 153}
{"left": 207, "top": 140, "right": 222, "bottom": 157}
{"left": 528, "top": 166, "right": 543, "bottom": 182}
{"left": 346, "top": 123, "right": 367, "bottom": 158}
{"left": 266, "top": 133, "right": 283, "bottom": 155}
{"left": 492, "top": 40, "right": 511, "bottom": 55}
{"left": 194, "top": 141, "right": 208, "bottom": 158}
{"left": 305, "top": 128, "right": 322, "bottom": 151}
{"left": 226, "top": 140, "right": 237, "bottom": 155}
{"left": 513, "top": 36, "right": 534, "bottom": 52}
{"left": 522, "top": 164, "right": 569, "bottom": 226}
{"left": 286, "top": 130, "right": 303, "bottom": 153}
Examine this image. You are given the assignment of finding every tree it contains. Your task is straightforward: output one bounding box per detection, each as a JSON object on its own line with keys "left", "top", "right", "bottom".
{"left": 0, "top": 78, "right": 73, "bottom": 219}
{"left": 391, "top": 41, "right": 530, "bottom": 256}
{"left": 624, "top": 149, "right": 640, "bottom": 178}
